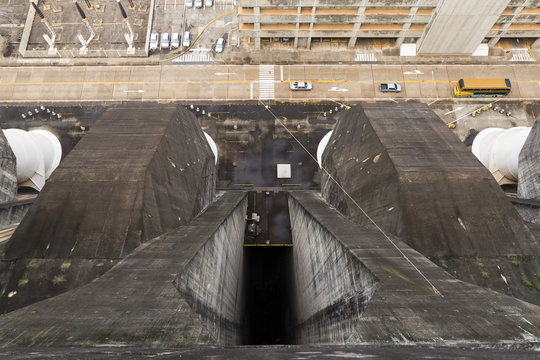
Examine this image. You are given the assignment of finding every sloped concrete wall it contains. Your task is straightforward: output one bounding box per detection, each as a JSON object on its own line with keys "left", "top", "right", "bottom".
{"left": 289, "top": 196, "right": 377, "bottom": 344}
{"left": 418, "top": 0, "right": 509, "bottom": 54}
{"left": 0, "top": 104, "right": 216, "bottom": 313}
{"left": 518, "top": 120, "right": 540, "bottom": 201}
{"left": 0, "top": 130, "right": 17, "bottom": 204}
{"left": 175, "top": 196, "right": 247, "bottom": 345}
{"left": 321, "top": 104, "right": 540, "bottom": 305}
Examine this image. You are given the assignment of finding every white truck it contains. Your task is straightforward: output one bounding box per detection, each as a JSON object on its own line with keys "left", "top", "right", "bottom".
{"left": 379, "top": 82, "right": 401, "bottom": 93}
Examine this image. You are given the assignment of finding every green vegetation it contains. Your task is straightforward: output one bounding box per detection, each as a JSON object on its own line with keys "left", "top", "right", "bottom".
{"left": 512, "top": 259, "right": 519, "bottom": 267}
{"left": 522, "top": 274, "right": 533, "bottom": 287}
{"left": 481, "top": 271, "right": 489, "bottom": 279}
{"left": 18, "top": 279, "right": 28, "bottom": 287}
{"left": 96, "top": 262, "right": 104, "bottom": 267}
{"left": 60, "top": 262, "right": 71, "bottom": 272}
{"left": 441, "top": 263, "right": 448, "bottom": 270}
{"left": 477, "top": 262, "right": 484, "bottom": 269}
{"left": 52, "top": 275, "right": 66, "bottom": 285}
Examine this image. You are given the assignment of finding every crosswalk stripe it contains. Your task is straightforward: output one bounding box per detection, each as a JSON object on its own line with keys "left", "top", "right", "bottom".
{"left": 259, "top": 65, "right": 275, "bottom": 100}
{"left": 510, "top": 49, "right": 534, "bottom": 62}
{"left": 171, "top": 50, "right": 213, "bottom": 63}
{"left": 355, "top": 53, "right": 377, "bottom": 62}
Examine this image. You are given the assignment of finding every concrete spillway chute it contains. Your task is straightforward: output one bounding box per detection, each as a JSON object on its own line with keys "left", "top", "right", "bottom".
{"left": 2, "top": 129, "right": 62, "bottom": 191}
{"left": 472, "top": 127, "right": 532, "bottom": 184}
{"left": 203, "top": 132, "right": 218, "bottom": 165}
{"left": 316, "top": 130, "right": 333, "bottom": 168}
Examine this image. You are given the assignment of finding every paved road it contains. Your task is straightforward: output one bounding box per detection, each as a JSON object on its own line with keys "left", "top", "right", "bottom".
{"left": 1, "top": 64, "right": 539, "bottom": 103}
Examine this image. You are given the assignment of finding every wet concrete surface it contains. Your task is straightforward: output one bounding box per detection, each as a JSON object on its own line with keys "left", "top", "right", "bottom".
{"left": 2, "top": 345, "right": 540, "bottom": 359}
{"left": 245, "top": 191, "right": 292, "bottom": 245}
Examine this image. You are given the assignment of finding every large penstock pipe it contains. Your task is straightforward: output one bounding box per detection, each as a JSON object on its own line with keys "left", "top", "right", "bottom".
{"left": 316, "top": 130, "right": 333, "bottom": 168}
{"left": 2, "top": 129, "right": 62, "bottom": 191}
{"left": 472, "top": 126, "right": 532, "bottom": 183}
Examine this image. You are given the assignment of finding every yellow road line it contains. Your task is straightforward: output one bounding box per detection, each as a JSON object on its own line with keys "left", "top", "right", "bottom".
{"left": 282, "top": 184, "right": 302, "bottom": 186}
{"left": 2, "top": 81, "right": 146, "bottom": 86}
{"left": 234, "top": 183, "right": 253, "bottom": 186}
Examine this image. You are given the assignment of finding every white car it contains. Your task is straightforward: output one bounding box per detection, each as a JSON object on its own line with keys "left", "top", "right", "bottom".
{"left": 185, "top": 0, "right": 193, "bottom": 7}
{"left": 171, "top": 32, "right": 180, "bottom": 49}
{"left": 290, "top": 81, "right": 313, "bottom": 91}
{"left": 215, "top": 37, "right": 225, "bottom": 53}
{"left": 160, "top": 32, "right": 170, "bottom": 50}
{"left": 195, "top": 0, "right": 202, "bottom": 8}
{"left": 183, "top": 31, "right": 191, "bottom": 47}
{"left": 149, "top": 32, "right": 159, "bottom": 50}
{"left": 205, "top": 0, "right": 213, "bottom": 6}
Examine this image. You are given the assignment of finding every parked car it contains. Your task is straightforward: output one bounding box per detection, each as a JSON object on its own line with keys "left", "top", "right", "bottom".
{"left": 205, "top": 0, "right": 213, "bottom": 6}
{"left": 379, "top": 82, "right": 401, "bottom": 93}
{"left": 183, "top": 31, "right": 191, "bottom": 47}
{"left": 195, "top": 0, "right": 203, "bottom": 8}
{"left": 160, "top": 32, "right": 170, "bottom": 50}
{"left": 149, "top": 32, "right": 159, "bottom": 50}
{"left": 185, "top": 0, "right": 193, "bottom": 7}
{"left": 171, "top": 32, "right": 180, "bottom": 49}
{"left": 215, "top": 37, "right": 225, "bottom": 53}
{"left": 290, "top": 81, "right": 313, "bottom": 91}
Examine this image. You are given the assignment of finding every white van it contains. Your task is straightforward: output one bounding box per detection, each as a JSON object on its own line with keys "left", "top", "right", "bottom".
{"left": 160, "top": 32, "right": 170, "bottom": 49}
{"left": 183, "top": 31, "right": 191, "bottom": 47}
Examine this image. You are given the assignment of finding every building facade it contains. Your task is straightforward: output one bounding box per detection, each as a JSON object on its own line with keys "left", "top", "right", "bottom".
{"left": 237, "top": 0, "right": 540, "bottom": 54}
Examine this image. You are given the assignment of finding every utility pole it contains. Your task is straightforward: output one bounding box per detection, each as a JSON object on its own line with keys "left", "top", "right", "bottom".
{"left": 74, "top": 0, "right": 96, "bottom": 55}
{"left": 30, "top": 0, "right": 58, "bottom": 56}
{"left": 117, "top": 0, "right": 135, "bottom": 54}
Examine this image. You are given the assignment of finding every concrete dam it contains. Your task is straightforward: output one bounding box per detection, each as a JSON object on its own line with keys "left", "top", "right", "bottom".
{"left": 0, "top": 103, "right": 539, "bottom": 353}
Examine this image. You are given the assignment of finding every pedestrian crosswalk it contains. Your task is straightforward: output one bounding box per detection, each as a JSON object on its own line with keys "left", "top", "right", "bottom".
{"left": 171, "top": 50, "right": 213, "bottom": 64}
{"left": 259, "top": 65, "right": 275, "bottom": 100}
{"left": 355, "top": 52, "right": 377, "bottom": 62}
{"left": 510, "top": 49, "right": 535, "bottom": 62}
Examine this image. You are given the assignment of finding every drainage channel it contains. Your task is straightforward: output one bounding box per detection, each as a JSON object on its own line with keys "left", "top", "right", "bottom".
{"left": 242, "top": 191, "right": 296, "bottom": 345}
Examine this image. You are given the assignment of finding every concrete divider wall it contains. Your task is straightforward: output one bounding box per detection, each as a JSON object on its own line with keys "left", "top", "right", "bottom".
{"left": 288, "top": 196, "right": 378, "bottom": 344}
{"left": 175, "top": 196, "right": 248, "bottom": 345}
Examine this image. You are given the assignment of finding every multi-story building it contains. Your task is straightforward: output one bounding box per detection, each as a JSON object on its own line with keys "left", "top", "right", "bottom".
{"left": 237, "top": 0, "right": 540, "bottom": 54}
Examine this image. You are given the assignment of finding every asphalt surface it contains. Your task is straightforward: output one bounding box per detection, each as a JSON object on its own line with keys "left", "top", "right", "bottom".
{"left": 1, "top": 64, "right": 540, "bottom": 103}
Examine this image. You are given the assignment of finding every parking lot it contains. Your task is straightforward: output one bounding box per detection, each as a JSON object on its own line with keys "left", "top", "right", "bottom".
{"left": 151, "top": 0, "right": 237, "bottom": 58}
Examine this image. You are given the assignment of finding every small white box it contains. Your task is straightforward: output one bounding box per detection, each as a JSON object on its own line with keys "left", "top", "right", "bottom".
{"left": 277, "top": 164, "right": 291, "bottom": 178}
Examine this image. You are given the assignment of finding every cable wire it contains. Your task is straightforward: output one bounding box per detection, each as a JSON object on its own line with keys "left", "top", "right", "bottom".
{"left": 259, "top": 100, "right": 443, "bottom": 297}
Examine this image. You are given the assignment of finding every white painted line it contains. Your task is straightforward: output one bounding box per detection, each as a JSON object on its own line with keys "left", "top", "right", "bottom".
{"left": 444, "top": 106, "right": 463, "bottom": 115}
{"left": 215, "top": 72, "right": 236, "bottom": 75}
{"left": 250, "top": 81, "right": 253, "bottom": 100}
{"left": 404, "top": 70, "right": 424, "bottom": 75}
{"left": 328, "top": 87, "right": 348, "bottom": 92}
{"left": 124, "top": 90, "right": 145, "bottom": 93}
{"left": 280, "top": 65, "right": 283, "bottom": 82}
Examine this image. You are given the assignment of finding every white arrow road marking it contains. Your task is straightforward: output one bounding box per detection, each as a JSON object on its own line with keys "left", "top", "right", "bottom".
{"left": 328, "top": 87, "right": 349, "bottom": 92}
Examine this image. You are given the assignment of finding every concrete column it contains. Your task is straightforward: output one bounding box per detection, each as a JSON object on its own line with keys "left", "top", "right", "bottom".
{"left": 254, "top": 6, "right": 261, "bottom": 49}
{"left": 348, "top": 3, "right": 366, "bottom": 48}
{"left": 488, "top": 1, "right": 527, "bottom": 47}
{"left": 306, "top": 0, "right": 317, "bottom": 50}
{"left": 396, "top": 6, "right": 418, "bottom": 47}
{"left": 294, "top": 3, "right": 302, "bottom": 49}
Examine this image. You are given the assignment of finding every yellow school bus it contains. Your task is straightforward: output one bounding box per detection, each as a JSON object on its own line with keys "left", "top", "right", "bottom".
{"left": 454, "top": 78, "right": 511, "bottom": 97}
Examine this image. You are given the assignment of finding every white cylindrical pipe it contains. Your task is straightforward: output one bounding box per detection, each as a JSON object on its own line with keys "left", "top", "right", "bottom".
{"left": 471, "top": 128, "right": 504, "bottom": 168}
{"left": 203, "top": 132, "right": 218, "bottom": 165}
{"left": 472, "top": 127, "right": 532, "bottom": 182}
{"left": 492, "top": 127, "right": 532, "bottom": 181}
{"left": 29, "top": 129, "right": 62, "bottom": 179}
{"left": 2, "top": 128, "right": 62, "bottom": 190}
{"left": 316, "top": 130, "right": 333, "bottom": 168}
